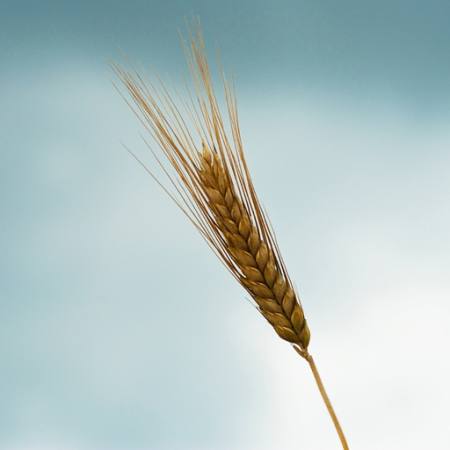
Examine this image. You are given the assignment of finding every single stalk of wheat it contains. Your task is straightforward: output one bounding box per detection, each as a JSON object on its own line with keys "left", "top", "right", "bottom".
{"left": 115, "top": 26, "right": 349, "bottom": 450}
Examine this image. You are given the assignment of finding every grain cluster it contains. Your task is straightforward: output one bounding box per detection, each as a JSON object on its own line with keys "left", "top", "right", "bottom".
{"left": 115, "top": 28, "right": 310, "bottom": 352}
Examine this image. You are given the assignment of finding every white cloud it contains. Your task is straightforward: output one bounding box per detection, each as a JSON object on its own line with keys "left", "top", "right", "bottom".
{"left": 3, "top": 66, "right": 450, "bottom": 450}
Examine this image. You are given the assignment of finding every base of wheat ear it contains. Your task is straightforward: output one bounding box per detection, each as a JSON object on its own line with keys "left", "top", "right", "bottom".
{"left": 115, "top": 26, "right": 349, "bottom": 450}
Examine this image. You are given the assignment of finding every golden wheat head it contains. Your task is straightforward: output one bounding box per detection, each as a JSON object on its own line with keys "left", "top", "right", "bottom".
{"left": 114, "top": 29, "right": 311, "bottom": 353}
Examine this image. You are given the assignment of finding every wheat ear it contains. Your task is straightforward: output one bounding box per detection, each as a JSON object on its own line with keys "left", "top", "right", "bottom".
{"left": 114, "top": 27, "right": 349, "bottom": 450}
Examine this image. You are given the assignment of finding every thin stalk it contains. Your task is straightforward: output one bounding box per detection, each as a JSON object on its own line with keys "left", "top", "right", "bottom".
{"left": 294, "top": 347, "right": 349, "bottom": 450}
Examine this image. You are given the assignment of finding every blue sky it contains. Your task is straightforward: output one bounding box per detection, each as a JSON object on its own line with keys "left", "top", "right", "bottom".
{"left": 1, "top": 1, "right": 450, "bottom": 449}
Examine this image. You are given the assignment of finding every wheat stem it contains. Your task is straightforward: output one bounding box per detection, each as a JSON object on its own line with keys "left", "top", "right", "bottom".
{"left": 308, "top": 355, "right": 349, "bottom": 450}
{"left": 294, "top": 347, "right": 349, "bottom": 449}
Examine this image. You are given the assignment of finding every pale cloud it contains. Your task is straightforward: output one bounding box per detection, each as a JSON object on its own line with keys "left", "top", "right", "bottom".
{"left": 2, "top": 63, "right": 450, "bottom": 450}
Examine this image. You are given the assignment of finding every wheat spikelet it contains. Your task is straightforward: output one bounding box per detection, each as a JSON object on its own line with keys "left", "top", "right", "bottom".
{"left": 199, "top": 144, "right": 310, "bottom": 347}
{"left": 115, "top": 29, "right": 310, "bottom": 352}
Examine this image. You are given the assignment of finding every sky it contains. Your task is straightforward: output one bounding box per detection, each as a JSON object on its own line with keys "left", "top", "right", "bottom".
{"left": 1, "top": 1, "right": 450, "bottom": 449}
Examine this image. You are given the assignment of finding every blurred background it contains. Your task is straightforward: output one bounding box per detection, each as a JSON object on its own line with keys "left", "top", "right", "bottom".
{"left": 1, "top": 1, "right": 450, "bottom": 449}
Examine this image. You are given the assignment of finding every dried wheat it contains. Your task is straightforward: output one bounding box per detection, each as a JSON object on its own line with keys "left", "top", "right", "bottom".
{"left": 114, "top": 25, "right": 349, "bottom": 450}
